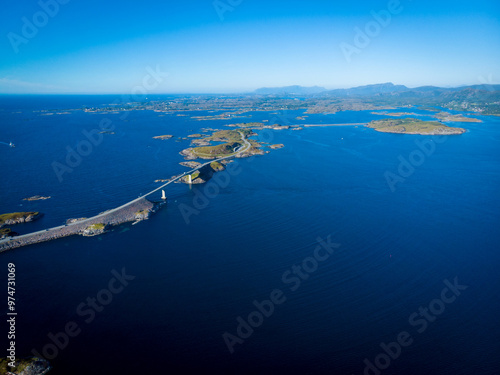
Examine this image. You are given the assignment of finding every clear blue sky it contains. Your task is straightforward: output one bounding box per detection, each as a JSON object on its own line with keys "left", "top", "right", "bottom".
{"left": 0, "top": 0, "right": 499, "bottom": 93}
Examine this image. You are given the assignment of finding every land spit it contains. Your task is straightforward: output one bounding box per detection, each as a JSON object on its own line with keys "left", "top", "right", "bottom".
{"left": 0, "top": 198, "right": 159, "bottom": 252}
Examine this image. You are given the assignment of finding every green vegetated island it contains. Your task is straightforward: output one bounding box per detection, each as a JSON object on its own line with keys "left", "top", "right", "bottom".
{"left": 0, "top": 212, "right": 42, "bottom": 239}
{"left": 181, "top": 129, "right": 259, "bottom": 159}
{"left": 371, "top": 111, "right": 483, "bottom": 123}
{"left": 367, "top": 118, "right": 466, "bottom": 135}
{"left": 162, "top": 126, "right": 288, "bottom": 184}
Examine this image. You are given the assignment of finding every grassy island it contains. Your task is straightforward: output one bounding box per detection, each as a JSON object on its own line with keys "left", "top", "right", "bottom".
{"left": 188, "top": 129, "right": 250, "bottom": 158}
{"left": 204, "top": 129, "right": 253, "bottom": 142}
{"left": 180, "top": 127, "right": 266, "bottom": 161}
{"left": 367, "top": 118, "right": 466, "bottom": 135}
{"left": 193, "top": 142, "right": 242, "bottom": 158}
{"left": 210, "top": 161, "right": 225, "bottom": 171}
{"left": 0, "top": 212, "right": 40, "bottom": 227}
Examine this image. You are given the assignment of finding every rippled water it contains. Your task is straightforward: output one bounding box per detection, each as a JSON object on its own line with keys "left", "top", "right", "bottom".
{"left": 1, "top": 96, "right": 499, "bottom": 374}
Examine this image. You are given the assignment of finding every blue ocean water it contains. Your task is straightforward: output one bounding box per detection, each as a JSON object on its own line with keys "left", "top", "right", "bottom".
{"left": 1, "top": 96, "right": 499, "bottom": 374}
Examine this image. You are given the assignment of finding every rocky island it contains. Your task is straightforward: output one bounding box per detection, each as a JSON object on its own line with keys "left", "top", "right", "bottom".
{"left": 269, "top": 144, "right": 285, "bottom": 149}
{"left": 180, "top": 161, "right": 202, "bottom": 168}
{"left": 23, "top": 196, "right": 51, "bottom": 201}
{"left": 434, "top": 112, "right": 482, "bottom": 123}
{"left": 0, "top": 357, "right": 51, "bottom": 375}
{"left": 153, "top": 134, "right": 173, "bottom": 140}
{"left": 0, "top": 212, "right": 42, "bottom": 228}
{"left": 366, "top": 118, "right": 466, "bottom": 135}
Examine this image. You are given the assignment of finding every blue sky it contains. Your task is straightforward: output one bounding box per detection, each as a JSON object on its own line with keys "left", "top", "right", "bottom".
{"left": 0, "top": 0, "right": 499, "bottom": 93}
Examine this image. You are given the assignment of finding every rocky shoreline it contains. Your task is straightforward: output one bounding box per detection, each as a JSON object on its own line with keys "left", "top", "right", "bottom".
{"left": 0, "top": 356, "right": 51, "bottom": 375}
{"left": 0, "top": 212, "right": 42, "bottom": 228}
{"left": 153, "top": 134, "right": 173, "bottom": 140}
{"left": 367, "top": 118, "right": 466, "bottom": 135}
{"left": 23, "top": 196, "right": 51, "bottom": 201}
{"left": 176, "top": 161, "right": 225, "bottom": 184}
{"left": 0, "top": 198, "right": 161, "bottom": 252}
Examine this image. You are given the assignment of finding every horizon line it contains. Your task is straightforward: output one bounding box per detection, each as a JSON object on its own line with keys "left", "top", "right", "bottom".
{"left": 0, "top": 82, "right": 498, "bottom": 96}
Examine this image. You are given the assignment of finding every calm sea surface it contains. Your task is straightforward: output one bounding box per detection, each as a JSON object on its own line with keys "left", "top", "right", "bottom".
{"left": 1, "top": 95, "right": 499, "bottom": 374}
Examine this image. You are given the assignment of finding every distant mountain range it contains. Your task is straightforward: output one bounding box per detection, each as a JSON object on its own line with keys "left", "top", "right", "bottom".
{"left": 254, "top": 82, "right": 500, "bottom": 97}
{"left": 254, "top": 85, "right": 327, "bottom": 95}
{"left": 253, "top": 82, "right": 500, "bottom": 115}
